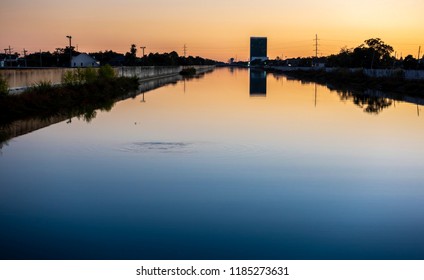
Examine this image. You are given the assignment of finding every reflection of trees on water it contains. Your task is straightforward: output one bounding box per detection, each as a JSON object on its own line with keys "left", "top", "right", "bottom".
{"left": 0, "top": 71, "right": 213, "bottom": 150}
{"left": 0, "top": 102, "right": 114, "bottom": 150}
{"left": 336, "top": 89, "right": 393, "bottom": 114}
{"left": 283, "top": 71, "right": 423, "bottom": 115}
{"left": 72, "top": 99, "right": 114, "bottom": 123}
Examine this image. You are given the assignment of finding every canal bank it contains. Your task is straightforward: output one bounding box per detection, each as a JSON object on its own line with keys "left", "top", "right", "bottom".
{"left": 1, "top": 65, "right": 215, "bottom": 94}
{"left": 266, "top": 66, "right": 424, "bottom": 97}
{"left": 267, "top": 66, "right": 424, "bottom": 80}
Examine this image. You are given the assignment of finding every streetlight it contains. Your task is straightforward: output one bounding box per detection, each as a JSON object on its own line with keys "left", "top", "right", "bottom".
{"left": 140, "top": 46, "right": 146, "bottom": 57}
{"left": 66, "top": 35, "right": 72, "bottom": 67}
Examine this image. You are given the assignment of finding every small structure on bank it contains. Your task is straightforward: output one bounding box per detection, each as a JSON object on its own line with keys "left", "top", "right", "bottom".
{"left": 71, "top": 53, "right": 100, "bottom": 68}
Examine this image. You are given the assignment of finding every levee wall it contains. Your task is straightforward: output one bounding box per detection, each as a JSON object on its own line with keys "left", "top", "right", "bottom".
{"left": 269, "top": 66, "right": 424, "bottom": 80}
{"left": 1, "top": 66, "right": 215, "bottom": 93}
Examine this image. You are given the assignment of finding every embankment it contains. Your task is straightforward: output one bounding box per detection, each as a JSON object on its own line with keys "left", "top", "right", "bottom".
{"left": 268, "top": 66, "right": 424, "bottom": 80}
{"left": 269, "top": 67, "right": 424, "bottom": 96}
{"left": 1, "top": 65, "right": 215, "bottom": 93}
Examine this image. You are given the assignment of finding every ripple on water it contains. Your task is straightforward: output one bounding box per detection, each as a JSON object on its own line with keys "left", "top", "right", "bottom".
{"left": 118, "top": 141, "right": 194, "bottom": 154}
{"left": 117, "top": 141, "right": 289, "bottom": 160}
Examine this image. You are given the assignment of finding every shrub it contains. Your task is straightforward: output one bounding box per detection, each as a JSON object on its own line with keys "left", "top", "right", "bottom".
{"left": 180, "top": 67, "right": 196, "bottom": 76}
{"left": 63, "top": 70, "right": 79, "bottom": 86}
{"left": 82, "top": 68, "right": 98, "bottom": 83}
{"left": 63, "top": 68, "right": 100, "bottom": 86}
{"left": 32, "top": 81, "right": 54, "bottom": 93}
{"left": 98, "top": 64, "right": 116, "bottom": 80}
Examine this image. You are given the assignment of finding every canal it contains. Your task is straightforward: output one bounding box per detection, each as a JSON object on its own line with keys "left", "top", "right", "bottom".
{"left": 1, "top": 67, "right": 423, "bottom": 259}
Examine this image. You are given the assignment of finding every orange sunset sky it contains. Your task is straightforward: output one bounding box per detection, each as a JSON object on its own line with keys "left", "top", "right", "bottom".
{"left": 1, "top": 0, "right": 424, "bottom": 61}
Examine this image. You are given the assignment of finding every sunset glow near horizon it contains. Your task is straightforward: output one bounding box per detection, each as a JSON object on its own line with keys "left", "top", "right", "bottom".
{"left": 1, "top": 0, "right": 424, "bottom": 62}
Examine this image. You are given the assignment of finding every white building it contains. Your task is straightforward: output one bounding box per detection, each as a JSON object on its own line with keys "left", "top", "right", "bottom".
{"left": 71, "top": 53, "right": 100, "bottom": 68}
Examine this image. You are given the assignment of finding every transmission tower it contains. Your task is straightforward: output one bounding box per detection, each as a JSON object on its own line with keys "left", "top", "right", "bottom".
{"left": 183, "top": 44, "right": 187, "bottom": 57}
{"left": 313, "top": 34, "right": 319, "bottom": 61}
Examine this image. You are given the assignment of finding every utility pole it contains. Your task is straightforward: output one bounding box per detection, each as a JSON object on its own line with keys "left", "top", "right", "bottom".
{"left": 418, "top": 46, "right": 422, "bottom": 63}
{"left": 183, "top": 44, "right": 187, "bottom": 57}
{"left": 39, "top": 49, "right": 42, "bottom": 67}
{"left": 140, "top": 46, "right": 146, "bottom": 57}
{"left": 66, "top": 35, "right": 72, "bottom": 67}
{"left": 7, "top": 46, "right": 13, "bottom": 67}
{"left": 23, "top": 48, "right": 28, "bottom": 67}
{"left": 4, "top": 49, "right": 8, "bottom": 67}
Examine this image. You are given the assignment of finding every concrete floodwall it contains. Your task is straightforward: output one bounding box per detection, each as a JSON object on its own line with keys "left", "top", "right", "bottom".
{"left": 363, "top": 69, "right": 424, "bottom": 80}
{"left": 404, "top": 70, "right": 424, "bottom": 80}
{"left": 1, "top": 68, "right": 74, "bottom": 93}
{"left": 1, "top": 65, "right": 215, "bottom": 93}
{"left": 117, "top": 65, "right": 215, "bottom": 80}
{"left": 118, "top": 66, "right": 181, "bottom": 80}
{"left": 269, "top": 66, "right": 424, "bottom": 80}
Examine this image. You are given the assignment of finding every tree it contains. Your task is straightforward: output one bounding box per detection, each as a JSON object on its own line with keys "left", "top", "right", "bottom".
{"left": 364, "top": 38, "right": 394, "bottom": 68}
{"left": 327, "top": 46, "right": 354, "bottom": 67}
{"left": 364, "top": 38, "right": 394, "bottom": 57}
{"left": 125, "top": 44, "right": 138, "bottom": 66}
{"left": 130, "top": 44, "right": 137, "bottom": 57}
{"left": 403, "top": 55, "right": 418, "bottom": 69}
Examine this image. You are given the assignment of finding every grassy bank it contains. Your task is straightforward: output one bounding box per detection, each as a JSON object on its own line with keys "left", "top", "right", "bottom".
{"left": 0, "top": 66, "right": 139, "bottom": 125}
{"left": 278, "top": 69, "right": 424, "bottom": 96}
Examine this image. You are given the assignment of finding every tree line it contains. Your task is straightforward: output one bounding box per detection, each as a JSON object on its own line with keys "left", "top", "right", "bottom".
{"left": 326, "top": 38, "right": 423, "bottom": 69}
{"left": 0, "top": 44, "right": 217, "bottom": 68}
{"left": 265, "top": 38, "right": 423, "bottom": 70}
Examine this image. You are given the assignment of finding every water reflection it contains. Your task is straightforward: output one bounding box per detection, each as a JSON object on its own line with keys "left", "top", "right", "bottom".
{"left": 336, "top": 88, "right": 393, "bottom": 114}
{"left": 0, "top": 73, "right": 211, "bottom": 148}
{"left": 284, "top": 72, "right": 424, "bottom": 115}
{"left": 1, "top": 68, "right": 424, "bottom": 260}
{"left": 249, "top": 69, "right": 267, "bottom": 97}
{"left": 332, "top": 86, "right": 424, "bottom": 115}
{"left": 0, "top": 106, "right": 111, "bottom": 148}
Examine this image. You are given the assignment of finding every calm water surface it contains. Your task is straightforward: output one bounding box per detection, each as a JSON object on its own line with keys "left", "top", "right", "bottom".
{"left": 1, "top": 68, "right": 424, "bottom": 259}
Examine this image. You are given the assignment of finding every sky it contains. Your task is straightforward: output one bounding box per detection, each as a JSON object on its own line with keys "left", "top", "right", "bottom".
{"left": 1, "top": 0, "right": 424, "bottom": 61}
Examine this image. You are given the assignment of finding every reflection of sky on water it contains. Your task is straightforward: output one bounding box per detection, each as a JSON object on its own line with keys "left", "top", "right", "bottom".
{"left": 1, "top": 68, "right": 424, "bottom": 259}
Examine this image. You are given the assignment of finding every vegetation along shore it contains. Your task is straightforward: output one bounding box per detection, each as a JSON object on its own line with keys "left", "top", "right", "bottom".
{"left": 0, "top": 65, "right": 139, "bottom": 126}
{"left": 274, "top": 68, "right": 424, "bottom": 97}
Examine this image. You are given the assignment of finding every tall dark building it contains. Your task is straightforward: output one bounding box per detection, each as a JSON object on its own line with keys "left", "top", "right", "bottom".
{"left": 250, "top": 37, "right": 268, "bottom": 62}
